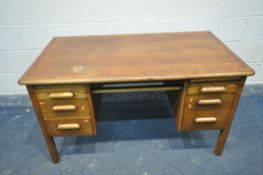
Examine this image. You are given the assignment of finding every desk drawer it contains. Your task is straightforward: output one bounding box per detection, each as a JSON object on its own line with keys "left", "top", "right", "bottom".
{"left": 45, "top": 118, "right": 95, "bottom": 136}
{"left": 181, "top": 93, "right": 235, "bottom": 131}
{"left": 35, "top": 85, "right": 87, "bottom": 100}
{"left": 39, "top": 99, "right": 90, "bottom": 119}
{"left": 187, "top": 81, "right": 239, "bottom": 95}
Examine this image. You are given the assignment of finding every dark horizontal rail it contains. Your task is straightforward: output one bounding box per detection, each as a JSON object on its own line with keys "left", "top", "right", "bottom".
{"left": 91, "top": 85, "right": 182, "bottom": 94}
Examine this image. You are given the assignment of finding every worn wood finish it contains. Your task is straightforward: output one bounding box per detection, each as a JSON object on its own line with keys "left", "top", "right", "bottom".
{"left": 187, "top": 81, "right": 239, "bottom": 95}
{"left": 214, "top": 78, "right": 246, "bottom": 155}
{"left": 39, "top": 99, "right": 90, "bottom": 119}
{"left": 35, "top": 85, "right": 87, "bottom": 100}
{"left": 189, "top": 77, "right": 242, "bottom": 83}
{"left": 181, "top": 93, "right": 236, "bottom": 131}
{"left": 18, "top": 32, "right": 254, "bottom": 85}
{"left": 45, "top": 117, "right": 94, "bottom": 136}
{"left": 189, "top": 94, "right": 235, "bottom": 110}
{"left": 19, "top": 32, "right": 255, "bottom": 163}
{"left": 86, "top": 85, "right": 97, "bottom": 135}
{"left": 175, "top": 81, "right": 188, "bottom": 131}
{"left": 27, "top": 86, "right": 60, "bottom": 163}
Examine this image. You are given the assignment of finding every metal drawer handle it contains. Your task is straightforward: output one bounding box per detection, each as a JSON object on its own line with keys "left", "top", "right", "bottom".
{"left": 57, "top": 123, "right": 80, "bottom": 130}
{"left": 194, "top": 117, "right": 218, "bottom": 123}
{"left": 200, "top": 86, "right": 226, "bottom": 93}
{"left": 197, "top": 99, "right": 222, "bottom": 105}
{"left": 49, "top": 92, "right": 74, "bottom": 99}
{"left": 52, "top": 105, "right": 77, "bottom": 111}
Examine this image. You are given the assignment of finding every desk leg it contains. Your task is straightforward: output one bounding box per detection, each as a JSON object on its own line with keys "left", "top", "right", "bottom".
{"left": 215, "top": 128, "right": 230, "bottom": 155}
{"left": 214, "top": 78, "right": 245, "bottom": 155}
{"left": 27, "top": 86, "right": 60, "bottom": 163}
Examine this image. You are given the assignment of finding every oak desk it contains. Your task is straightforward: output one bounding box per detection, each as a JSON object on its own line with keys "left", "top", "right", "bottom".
{"left": 19, "top": 31, "right": 255, "bottom": 163}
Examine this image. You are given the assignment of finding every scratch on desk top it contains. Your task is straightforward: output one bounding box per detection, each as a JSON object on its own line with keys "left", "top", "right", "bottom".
{"left": 72, "top": 65, "right": 85, "bottom": 73}
{"left": 18, "top": 32, "right": 255, "bottom": 85}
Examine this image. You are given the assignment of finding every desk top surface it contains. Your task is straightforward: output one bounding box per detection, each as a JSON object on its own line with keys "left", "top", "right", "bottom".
{"left": 19, "top": 31, "right": 254, "bottom": 85}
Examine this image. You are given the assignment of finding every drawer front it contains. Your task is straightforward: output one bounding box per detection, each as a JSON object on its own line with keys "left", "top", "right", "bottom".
{"left": 39, "top": 98, "right": 90, "bottom": 119}
{"left": 181, "top": 93, "right": 235, "bottom": 131}
{"left": 187, "top": 82, "right": 239, "bottom": 95}
{"left": 45, "top": 118, "right": 95, "bottom": 136}
{"left": 35, "top": 85, "right": 87, "bottom": 100}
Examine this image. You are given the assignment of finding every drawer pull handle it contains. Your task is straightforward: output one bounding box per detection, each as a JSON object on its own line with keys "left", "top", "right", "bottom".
{"left": 49, "top": 92, "right": 74, "bottom": 99}
{"left": 57, "top": 123, "right": 80, "bottom": 130}
{"left": 200, "top": 86, "right": 226, "bottom": 93}
{"left": 195, "top": 117, "right": 218, "bottom": 123}
{"left": 52, "top": 105, "right": 77, "bottom": 111}
{"left": 197, "top": 99, "right": 222, "bottom": 105}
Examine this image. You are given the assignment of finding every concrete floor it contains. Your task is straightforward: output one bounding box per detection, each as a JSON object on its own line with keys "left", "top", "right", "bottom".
{"left": 0, "top": 91, "right": 262, "bottom": 175}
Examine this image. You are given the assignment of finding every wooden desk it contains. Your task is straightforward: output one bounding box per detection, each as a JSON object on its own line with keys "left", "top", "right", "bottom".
{"left": 19, "top": 31, "right": 255, "bottom": 163}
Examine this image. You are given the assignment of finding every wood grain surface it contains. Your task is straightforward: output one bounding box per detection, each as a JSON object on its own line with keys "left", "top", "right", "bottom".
{"left": 19, "top": 31, "right": 254, "bottom": 85}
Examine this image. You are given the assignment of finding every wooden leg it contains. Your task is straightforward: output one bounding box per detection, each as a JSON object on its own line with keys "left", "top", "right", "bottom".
{"left": 27, "top": 86, "right": 60, "bottom": 163}
{"left": 214, "top": 78, "right": 246, "bottom": 155}
{"left": 43, "top": 136, "right": 60, "bottom": 163}
{"left": 214, "top": 128, "right": 229, "bottom": 155}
